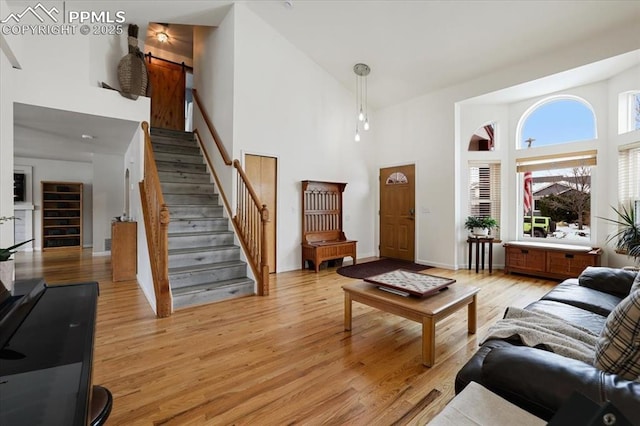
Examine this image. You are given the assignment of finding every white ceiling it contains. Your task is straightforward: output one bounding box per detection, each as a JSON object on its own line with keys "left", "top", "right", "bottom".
{"left": 13, "top": 104, "right": 140, "bottom": 163}
{"left": 10, "top": 0, "right": 640, "bottom": 162}
{"left": 244, "top": 0, "right": 640, "bottom": 108}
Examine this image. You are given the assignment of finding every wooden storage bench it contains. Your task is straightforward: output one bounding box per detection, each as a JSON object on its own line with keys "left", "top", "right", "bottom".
{"left": 302, "top": 239, "right": 357, "bottom": 273}
{"left": 504, "top": 241, "right": 602, "bottom": 280}
{"left": 301, "top": 180, "right": 357, "bottom": 272}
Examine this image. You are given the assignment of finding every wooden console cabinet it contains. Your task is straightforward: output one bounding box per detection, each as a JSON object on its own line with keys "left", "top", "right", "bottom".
{"left": 111, "top": 221, "right": 137, "bottom": 282}
{"left": 504, "top": 241, "right": 602, "bottom": 280}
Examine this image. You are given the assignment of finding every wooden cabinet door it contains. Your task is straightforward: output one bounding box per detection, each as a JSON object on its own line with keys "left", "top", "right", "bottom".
{"left": 111, "top": 222, "right": 137, "bottom": 282}
{"left": 547, "top": 252, "right": 596, "bottom": 277}
{"left": 244, "top": 154, "right": 277, "bottom": 273}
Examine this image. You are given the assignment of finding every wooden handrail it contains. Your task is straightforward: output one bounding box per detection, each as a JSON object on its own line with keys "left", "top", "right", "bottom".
{"left": 139, "top": 121, "right": 172, "bottom": 317}
{"left": 233, "top": 159, "right": 262, "bottom": 210}
{"left": 192, "top": 88, "right": 232, "bottom": 166}
{"left": 191, "top": 90, "right": 269, "bottom": 296}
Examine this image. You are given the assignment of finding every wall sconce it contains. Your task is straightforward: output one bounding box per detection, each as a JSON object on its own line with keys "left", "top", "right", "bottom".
{"left": 353, "top": 63, "right": 370, "bottom": 141}
{"left": 156, "top": 31, "right": 169, "bottom": 43}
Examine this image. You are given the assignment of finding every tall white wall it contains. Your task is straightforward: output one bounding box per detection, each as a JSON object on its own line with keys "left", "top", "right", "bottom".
{"left": 0, "top": 42, "right": 15, "bottom": 249}
{"left": 193, "top": 13, "right": 235, "bottom": 201}
{"left": 92, "top": 153, "right": 125, "bottom": 253}
{"left": 233, "top": 4, "right": 375, "bottom": 272}
{"left": 0, "top": 0, "right": 16, "bottom": 248}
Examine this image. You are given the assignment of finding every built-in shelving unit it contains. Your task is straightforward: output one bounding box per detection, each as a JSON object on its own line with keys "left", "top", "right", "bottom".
{"left": 41, "top": 181, "right": 83, "bottom": 251}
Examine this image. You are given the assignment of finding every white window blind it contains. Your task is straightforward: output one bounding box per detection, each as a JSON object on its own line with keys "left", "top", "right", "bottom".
{"left": 469, "top": 162, "right": 501, "bottom": 239}
{"left": 618, "top": 143, "right": 640, "bottom": 215}
{"left": 516, "top": 150, "right": 597, "bottom": 173}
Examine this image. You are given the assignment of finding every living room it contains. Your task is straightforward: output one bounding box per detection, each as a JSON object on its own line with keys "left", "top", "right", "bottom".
{"left": 1, "top": 1, "right": 639, "bottom": 424}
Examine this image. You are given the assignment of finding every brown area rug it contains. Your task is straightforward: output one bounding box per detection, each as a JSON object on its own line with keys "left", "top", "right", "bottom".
{"left": 337, "top": 258, "right": 431, "bottom": 279}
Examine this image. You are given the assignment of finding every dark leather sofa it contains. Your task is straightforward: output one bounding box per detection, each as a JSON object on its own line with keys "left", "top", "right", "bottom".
{"left": 455, "top": 267, "right": 640, "bottom": 424}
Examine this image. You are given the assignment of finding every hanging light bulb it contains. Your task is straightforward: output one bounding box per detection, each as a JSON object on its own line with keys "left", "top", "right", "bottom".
{"left": 353, "top": 63, "right": 370, "bottom": 140}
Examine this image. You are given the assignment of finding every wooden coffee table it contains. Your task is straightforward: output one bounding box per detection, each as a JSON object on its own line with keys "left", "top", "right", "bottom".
{"left": 342, "top": 280, "right": 479, "bottom": 367}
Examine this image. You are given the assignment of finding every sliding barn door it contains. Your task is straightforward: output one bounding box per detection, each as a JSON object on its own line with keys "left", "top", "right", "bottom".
{"left": 147, "top": 57, "right": 185, "bottom": 131}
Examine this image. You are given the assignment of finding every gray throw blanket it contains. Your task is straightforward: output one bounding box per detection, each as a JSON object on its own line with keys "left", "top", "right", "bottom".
{"left": 481, "top": 307, "right": 597, "bottom": 364}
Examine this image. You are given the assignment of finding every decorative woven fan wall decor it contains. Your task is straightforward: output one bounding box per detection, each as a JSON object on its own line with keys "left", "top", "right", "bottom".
{"left": 117, "top": 24, "right": 150, "bottom": 99}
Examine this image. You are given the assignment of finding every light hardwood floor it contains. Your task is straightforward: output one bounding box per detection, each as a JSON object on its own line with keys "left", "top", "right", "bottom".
{"left": 14, "top": 250, "right": 556, "bottom": 425}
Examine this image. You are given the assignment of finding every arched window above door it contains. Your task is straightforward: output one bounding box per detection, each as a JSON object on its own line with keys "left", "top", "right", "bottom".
{"left": 385, "top": 172, "right": 408, "bottom": 185}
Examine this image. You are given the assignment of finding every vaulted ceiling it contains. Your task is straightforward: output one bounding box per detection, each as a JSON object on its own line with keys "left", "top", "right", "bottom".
{"left": 8, "top": 0, "right": 640, "bottom": 162}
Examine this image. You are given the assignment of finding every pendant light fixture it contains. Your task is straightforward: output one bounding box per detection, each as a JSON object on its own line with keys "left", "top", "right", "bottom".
{"left": 353, "top": 63, "right": 370, "bottom": 141}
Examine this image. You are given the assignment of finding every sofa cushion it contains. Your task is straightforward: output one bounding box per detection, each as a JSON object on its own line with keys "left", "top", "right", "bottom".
{"left": 594, "top": 290, "right": 640, "bottom": 381}
{"left": 455, "top": 339, "right": 514, "bottom": 394}
{"left": 540, "top": 280, "right": 623, "bottom": 317}
{"left": 578, "top": 266, "right": 636, "bottom": 297}
{"left": 525, "top": 300, "right": 606, "bottom": 335}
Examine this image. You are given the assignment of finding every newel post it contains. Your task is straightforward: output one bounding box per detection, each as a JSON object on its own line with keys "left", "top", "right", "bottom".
{"left": 156, "top": 205, "right": 172, "bottom": 317}
{"left": 260, "top": 204, "right": 269, "bottom": 296}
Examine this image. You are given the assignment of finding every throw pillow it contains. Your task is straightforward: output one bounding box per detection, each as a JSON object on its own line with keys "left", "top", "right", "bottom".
{"left": 594, "top": 290, "right": 640, "bottom": 381}
{"left": 632, "top": 272, "right": 640, "bottom": 294}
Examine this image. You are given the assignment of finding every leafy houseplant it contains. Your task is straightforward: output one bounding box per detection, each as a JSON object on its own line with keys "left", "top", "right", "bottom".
{"left": 464, "top": 216, "right": 498, "bottom": 236}
{"left": 0, "top": 216, "right": 33, "bottom": 261}
{"left": 599, "top": 203, "right": 640, "bottom": 264}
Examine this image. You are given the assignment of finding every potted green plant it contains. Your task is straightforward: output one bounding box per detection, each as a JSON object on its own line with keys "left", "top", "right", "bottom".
{"left": 465, "top": 216, "right": 498, "bottom": 236}
{"left": 599, "top": 203, "right": 640, "bottom": 265}
{"left": 0, "top": 216, "right": 33, "bottom": 290}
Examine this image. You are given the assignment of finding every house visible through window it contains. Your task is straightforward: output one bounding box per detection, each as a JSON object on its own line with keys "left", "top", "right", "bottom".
{"left": 517, "top": 151, "right": 596, "bottom": 242}
{"left": 469, "top": 162, "right": 501, "bottom": 239}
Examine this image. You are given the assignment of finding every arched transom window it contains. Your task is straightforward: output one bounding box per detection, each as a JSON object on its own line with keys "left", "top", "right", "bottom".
{"left": 386, "top": 172, "right": 408, "bottom": 185}
{"left": 519, "top": 97, "right": 596, "bottom": 149}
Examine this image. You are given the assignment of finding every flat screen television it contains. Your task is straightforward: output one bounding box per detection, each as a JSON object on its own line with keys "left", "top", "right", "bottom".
{"left": 13, "top": 173, "right": 25, "bottom": 202}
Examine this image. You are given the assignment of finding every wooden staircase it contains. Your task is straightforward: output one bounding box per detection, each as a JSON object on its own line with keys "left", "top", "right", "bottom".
{"left": 150, "top": 127, "right": 254, "bottom": 309}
